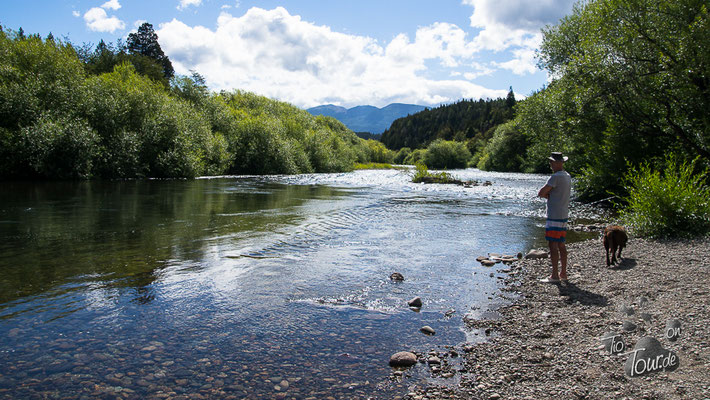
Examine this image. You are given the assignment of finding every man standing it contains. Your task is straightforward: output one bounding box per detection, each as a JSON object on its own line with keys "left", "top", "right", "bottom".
{"left": 537, "top": 152, "right": 572, "bottom": 283}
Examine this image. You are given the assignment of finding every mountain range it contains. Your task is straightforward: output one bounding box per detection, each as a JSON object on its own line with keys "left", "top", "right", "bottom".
{"left": 307, "top": 103, "right": 427, "bottom": 135}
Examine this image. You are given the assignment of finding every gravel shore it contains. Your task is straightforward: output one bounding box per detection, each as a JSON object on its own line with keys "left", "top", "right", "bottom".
{"left": 406, "top": 236, "right": 710, "bottom": 400}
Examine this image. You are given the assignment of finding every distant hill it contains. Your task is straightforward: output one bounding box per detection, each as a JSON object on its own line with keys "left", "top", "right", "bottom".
{"left": 307, "top": 103, "right": 427, "bottom": 134}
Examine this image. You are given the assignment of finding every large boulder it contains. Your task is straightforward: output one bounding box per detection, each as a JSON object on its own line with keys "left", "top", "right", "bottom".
{"left": 389, "top": 351, "right": 417, "bottom": 367}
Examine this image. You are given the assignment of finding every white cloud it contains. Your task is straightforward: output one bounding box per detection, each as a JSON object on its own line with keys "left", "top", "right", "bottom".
{"left": 84, "top": 6, "right": 125, "bottom": 33}
{"left": 463, "top": 0, "right": 574, "bottom": 51}
{"left": 101, "top": 0, "right": 121, "bottom": 11}
{"left": 494, "top": 47, "right": 538, "bottom": 75}
{"left": 178, "top": 0, "right": 202, "bottom": 10}
{"left": 72, "top": 11, "right": 81, "bottom": 17}
{"left": 158, "top": 7, "right": 508, "bottom": 108}
{"left": 222, "top": 1, "right": 240, "bottom": 9}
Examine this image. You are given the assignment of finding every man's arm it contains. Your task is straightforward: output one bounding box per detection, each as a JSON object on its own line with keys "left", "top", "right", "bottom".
{"left": 538, "top": 185, "right": 553, "bottom": 199}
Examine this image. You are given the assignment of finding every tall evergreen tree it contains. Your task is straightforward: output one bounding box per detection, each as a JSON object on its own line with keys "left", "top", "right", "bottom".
{"left": 506, "top": 87, "right": 516, "bottom": 108}
{"left": 126, "top": 22, "right": 174, "bottom": 80}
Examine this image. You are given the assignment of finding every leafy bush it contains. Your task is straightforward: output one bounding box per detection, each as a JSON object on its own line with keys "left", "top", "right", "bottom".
{"left": 19, "top": 113, "right": 98, "bottom": 179}
{"left": 423, "top": 139, "right": 471, "bottom": 169}
{"left": 476, "top": 121, "right": 528, "bottom": 172}
{"left": 0, "top": 30, "right": 85, "bottom": 130}
{"left": 393, "top": 147, "right": 411, "bottom": 164}
{"left": 619, "top": 155, "right": 710, "bottom": 238}
{"left": 364, "top": 139, "right": 395, "bottom": 164}
{"left": 403, "top": 149, "right": 425, "bottom": 165}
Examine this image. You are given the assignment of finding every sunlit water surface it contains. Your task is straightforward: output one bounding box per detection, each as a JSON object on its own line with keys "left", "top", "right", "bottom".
{"left": 0, "top": 169, "right": 604, "bottom": 399}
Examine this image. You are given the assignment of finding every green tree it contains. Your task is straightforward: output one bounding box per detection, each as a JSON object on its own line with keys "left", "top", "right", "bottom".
{"left": 127, "top": 23, "right": 174, "bottom": 80}
{"left": 529, "top": 0, "right": 710, "bottom": 199}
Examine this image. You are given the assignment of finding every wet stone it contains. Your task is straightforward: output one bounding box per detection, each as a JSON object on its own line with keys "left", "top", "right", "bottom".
{"left": 389, "top": 352, "right": 417, "bottom": 367}
{"left": 390, "top": 272, "right": 405, "bottom": 281}
{"left": 420, "top": 326, "right": 435, "bottom": 335}
{"left": 408, "top": 297, "right": 423, "bottom": 308}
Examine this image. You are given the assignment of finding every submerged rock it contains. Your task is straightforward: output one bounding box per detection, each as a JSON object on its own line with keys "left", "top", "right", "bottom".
{"left": 420, "top": 326, "right": 435, "bottom": 335}
{"left": 390, "top": 272, "right": 405, "bottom": 281}
{"left": 408, "top": 297, "right": 423, "bottom": 308}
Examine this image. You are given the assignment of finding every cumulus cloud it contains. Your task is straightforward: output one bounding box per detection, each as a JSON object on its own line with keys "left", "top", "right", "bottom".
{"left": 158, "top": 7, "right": 507, "bottom": 108}
{"left": 101, "top": 0, "right": 121, "bottom": 11}
{"left": 84, "top": 1, "right": 125, "bottom": 33}
{"left": 178, "top": 0, "right": 203, "bottom": 10}
{"left": 458, "top": 0, "right": 573, "bottom": 80}
{"left": 494, "top": 47, "right": 538, "bottom": 75}
{"left": 72, "top": 11, "right": 81, "bottom": 17}
{"left": 463, "top": 0, "right": 573, "bottom": 50}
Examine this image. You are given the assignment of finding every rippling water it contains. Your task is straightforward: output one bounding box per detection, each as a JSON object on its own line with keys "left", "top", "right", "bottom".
{"left": 0, "top": 169, "right": 603, "bottom": 399}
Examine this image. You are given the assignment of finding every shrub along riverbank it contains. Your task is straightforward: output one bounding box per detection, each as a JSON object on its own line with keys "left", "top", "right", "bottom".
{"left": 0, "top": 28, "right": 382, "bottom": 180}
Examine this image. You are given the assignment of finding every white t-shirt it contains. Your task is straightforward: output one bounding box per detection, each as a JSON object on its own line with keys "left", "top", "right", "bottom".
{"left": 546, "top": 170, "right": 571, "bottom": 220}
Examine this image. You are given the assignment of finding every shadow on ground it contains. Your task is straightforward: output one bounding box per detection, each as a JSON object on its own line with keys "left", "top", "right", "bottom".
{"left": 558, "top": 282, "right": 608, "bottom": 306}
{"left": 609, "top": 257, "right": 637, "bottom": 271}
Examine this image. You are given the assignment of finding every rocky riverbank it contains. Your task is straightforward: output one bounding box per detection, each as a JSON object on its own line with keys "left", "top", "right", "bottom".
{"left": 404, "top": 237, "right": 710, "bottom": 400}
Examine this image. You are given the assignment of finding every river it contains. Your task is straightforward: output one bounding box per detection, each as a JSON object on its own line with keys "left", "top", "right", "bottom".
{"left": 0, "top": 168, "right": 603, "bottom": 399}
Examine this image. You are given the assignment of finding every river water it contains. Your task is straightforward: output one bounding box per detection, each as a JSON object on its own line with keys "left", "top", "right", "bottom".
{"left": 0, "top": 169, "right": 602, "bottom": 399}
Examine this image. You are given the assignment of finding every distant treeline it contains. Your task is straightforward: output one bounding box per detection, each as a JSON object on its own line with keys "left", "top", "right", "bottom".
{"left": 0, "top": 25, "right": 388, "bottom": 180}
{"left": 380, "top": 94, "right": 515, "bottom": 153}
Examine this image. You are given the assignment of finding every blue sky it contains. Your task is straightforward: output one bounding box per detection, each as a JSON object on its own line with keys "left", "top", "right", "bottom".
{"left": 2, "top": 0, "right": 576, "bottom": 108}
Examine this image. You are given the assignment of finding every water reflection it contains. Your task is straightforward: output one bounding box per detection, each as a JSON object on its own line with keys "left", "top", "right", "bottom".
{"left": 0, "top": 170, "right": 603, "bottom": 399}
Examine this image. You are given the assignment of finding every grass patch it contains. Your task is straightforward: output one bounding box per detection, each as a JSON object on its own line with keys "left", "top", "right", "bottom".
{"left": 354, "top": 162, "right": 398, "bottom": 170}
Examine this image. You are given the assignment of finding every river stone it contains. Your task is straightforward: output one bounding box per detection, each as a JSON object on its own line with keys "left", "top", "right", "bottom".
{"left": 390, "top": 272, "right": 405, "bottom": 281}
{"left": 408, "top": 297, "right": 423, "bottom": 308}
{"left": 601, "top": 332, "right": 625, "bottom": 354}
{"left": 420, "top": 326, "right": 435, "bottom": 335}
{"left": 476, "top": 256, "right": 488, "bottom": 262}
{"left": 622, "top": 320, "right": 637, "bottom": 332}
{"left": 665, "top": 319, "right": 681, "bottom": 342}
{"left": 525, "top": 249, "right": 548, "bottom": 259}
{"left": 427, "top": 356, "right": 441, "bottom": 365}
{"left": 624, "top": 336, "right": 679, "bottom": 378}
{"left": 640, "top": 313, "right": 653, "bottom": 323}
{"left": 481, "top": 260, "right": 496, "bottom": 267}
{"left": 389, "top": 352, "right": 417, "bottom": 367}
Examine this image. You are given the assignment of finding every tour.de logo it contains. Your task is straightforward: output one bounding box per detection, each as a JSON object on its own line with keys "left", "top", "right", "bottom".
{"left": 600, "top": 302, "right": 681, "bottom": 378}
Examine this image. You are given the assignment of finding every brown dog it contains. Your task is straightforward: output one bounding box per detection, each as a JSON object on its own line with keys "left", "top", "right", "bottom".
{"left": 603, "top": 225, "right": 628, "bottom": 266}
